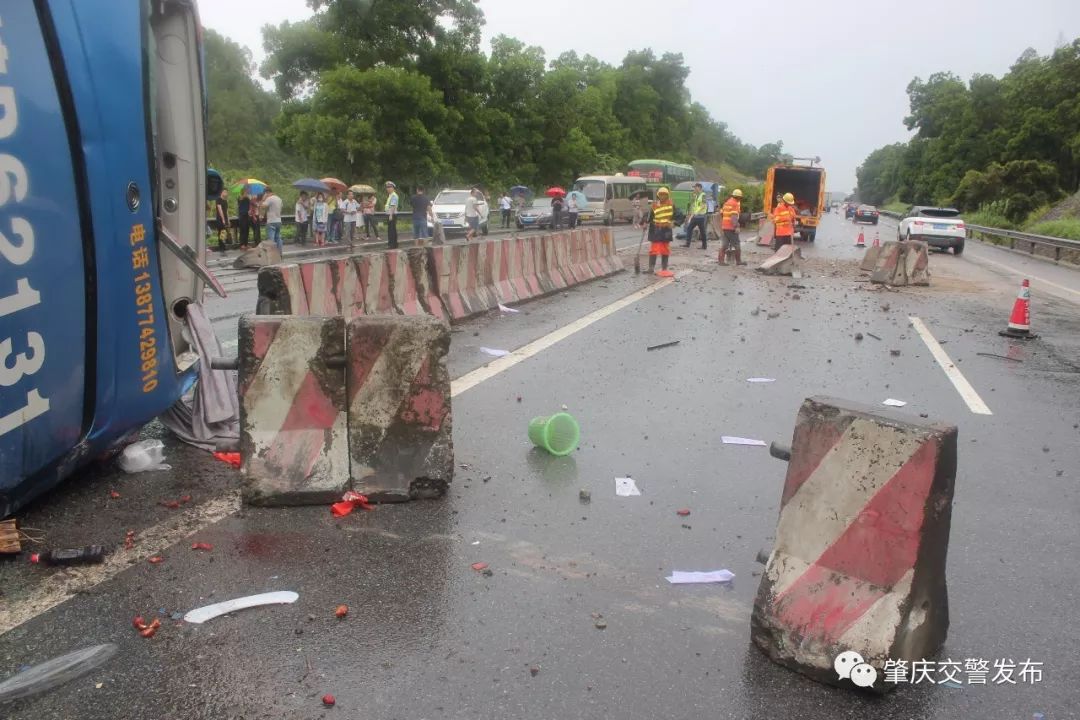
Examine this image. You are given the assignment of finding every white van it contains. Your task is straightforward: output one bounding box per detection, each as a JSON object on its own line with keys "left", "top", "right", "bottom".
{"left": 572, "top": 175, "right": 648, "bottom": 225}
{"left": 430, "top": 189, "right": 490, "bottom": 235}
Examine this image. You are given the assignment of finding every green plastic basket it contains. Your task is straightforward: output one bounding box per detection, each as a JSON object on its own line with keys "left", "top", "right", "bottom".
{"left": 528, "top": 413, "right": 580, "bottom": 456}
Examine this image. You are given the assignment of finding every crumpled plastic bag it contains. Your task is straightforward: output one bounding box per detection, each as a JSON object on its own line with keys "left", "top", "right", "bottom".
{"left": 118, "top": 440, "right": 171, "bottom": 473}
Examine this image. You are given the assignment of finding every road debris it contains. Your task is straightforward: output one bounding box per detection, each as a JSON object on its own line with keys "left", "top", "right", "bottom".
{"left": 29, "top": 545, "right": 105, "bottom": 566}
{"left": 480, "top": 347, "right": 511, "bottom": 358}
{"left": 212, "top": 451, "right": 241, "bottom": 468}
{"left": 109, "top": 490, "right": 122, "bottom": 499}
{"left": 976, "top": 352, "right": 1023, "bottom": 363}
{"left": 321, "top": 694, "right": 336, "bottom": 707}
{"left": 0, "top": 643, "right": 118, "bottom": 704}
{"left": 470, "top": 562, "right": 489, "bottom": 572}
{"left": 117, "top": 439, "right": 170, "bottom": 473}
{"left": 721, "top": 436, "right": 767, "bottom": 447}
{"left": 883, "top": 399, "right": 908, "bottom": 407}
{"left": 666, "top": 569, "right": 735, "bottom": 585}
{"left": 890, "top": 349, "right": 901, "bottom": 356}
{"left": 579, "top": 489, "right": 591, "bottom": 503}
{"left": 594, "top": 617, "right": 608, "bottom": 630}
{"left": 746, "top": 378, "right": 775, "bottom": 383}
{"left": 854, "top": 333, "right": 864, "bottom": 341}
{"left": 0, "top": 520, "right": 19, "bottom": 554}
{"left": 147, "top": 556, "right": 164, "bottom": 564}
{"left": 190, "top": 542, "right": 214, "bottom": 552}
{"left": 615, "top": 477, "right": 641, "bottom": 497}
{"left": 132, "top": 616, "right": 161, "bottom": 638}
{"left": 183, "top": 591, "right": 300, "bottom": 624}
{"left": 676, "top": 509, "right": 691, "bottom": 517}
{"left": 335, "top": 605, "right": 349, "bottom": 619}
{"left": 530, "top": 666, "right": 541, "bottom": 677}
{"left": 498, "top": 303, "right": 520, "bottom": 314}
{"left": 330, "top": 491, "right": 373, "bottom": 517}
{"left": 646, "top": 340, "right": 680, "bottom": 351}
{"left": 866, "top": 332, "right": 882, "bottom": 340}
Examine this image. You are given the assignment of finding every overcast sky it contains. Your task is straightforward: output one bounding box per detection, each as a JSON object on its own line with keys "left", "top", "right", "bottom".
{"left": 201, "top": 0, "right": 1080, "bottom": 192}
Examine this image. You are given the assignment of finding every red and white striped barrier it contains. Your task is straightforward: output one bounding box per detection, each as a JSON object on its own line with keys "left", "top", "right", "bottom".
{"left": 346, "top": 315, "right": 454, "bottom": 501}
{"left": 752, "top": 396, "right": 956, "bottom": 692}
{"left": 430, "top": 243, "right": 498, "bottom": 321}
{"left": 238, "top": 315, "right": 350, "bottom": 505}
{"left": 354, "top": 252, "right": 395, "bottom": 315}
{"left": 257, "top": 263, "right": 309, "bottom": 316}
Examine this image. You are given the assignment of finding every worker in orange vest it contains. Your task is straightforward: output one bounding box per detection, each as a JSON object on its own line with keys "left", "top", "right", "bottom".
{"left": 647, "top": 187, "right": 675, "bottom": 274}
{"left": 718, "top": 188, "right": 745, "bottom": 266}
{"left": 771, "top": 192, "right": 797, "bottom": 249}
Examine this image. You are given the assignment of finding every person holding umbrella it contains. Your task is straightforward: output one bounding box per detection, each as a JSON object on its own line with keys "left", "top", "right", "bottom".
{"left": 313, "top": 192, "right": 329, "bottom": 247}
{"left": 384, "top": 181, "right": 400, "bottom": 248}
{"left": 548, "top": 188, "right": 565, "bottom": 231}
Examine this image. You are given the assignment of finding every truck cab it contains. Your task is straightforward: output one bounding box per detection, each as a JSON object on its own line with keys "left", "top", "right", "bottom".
{"left": 764, "top": 163, "right": 827, "bottom": 242}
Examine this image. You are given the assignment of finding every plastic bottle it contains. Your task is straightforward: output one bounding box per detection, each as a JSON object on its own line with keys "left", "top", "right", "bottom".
{"left": 30, "top": 545, "right": 106, "bottom": 566}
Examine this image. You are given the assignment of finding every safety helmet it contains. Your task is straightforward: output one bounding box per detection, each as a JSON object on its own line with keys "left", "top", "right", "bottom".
{"left": 783, "top": 192, "right": 795, "bottom": 204}
{"left": 732, "top": 189, "right": 744, "bottom": 198}
{"left": 657, "top": 187, "right": 670, "bottom": 197}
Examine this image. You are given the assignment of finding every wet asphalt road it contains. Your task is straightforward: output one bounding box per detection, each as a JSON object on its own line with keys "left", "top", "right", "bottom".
{"left": 2, "top": 213, "right": 1079, "bottom": 719}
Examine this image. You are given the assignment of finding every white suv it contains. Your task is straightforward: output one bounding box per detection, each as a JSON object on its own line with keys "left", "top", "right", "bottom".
{"left": 430, "top": 189, "right": 489, "bottom": 235}
{"left": 898, "top": 206, "right": 966, "bottom": 255}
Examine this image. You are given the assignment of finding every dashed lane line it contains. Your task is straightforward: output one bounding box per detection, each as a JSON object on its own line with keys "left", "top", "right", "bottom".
{"left": 909, "top": 316, "right": 993, "bottom": 416}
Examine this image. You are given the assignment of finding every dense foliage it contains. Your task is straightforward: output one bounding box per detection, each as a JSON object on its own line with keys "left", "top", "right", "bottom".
{"left": 856, "top": 41, "right": 1080, "bottom": 222}
{"left": 246, "top": 0, "right": 780, "bottom": 192}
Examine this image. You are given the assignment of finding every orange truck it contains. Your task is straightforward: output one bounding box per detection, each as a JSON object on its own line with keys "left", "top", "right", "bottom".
{"left": 763, "top": 161, "right": 827, "bottom": 242}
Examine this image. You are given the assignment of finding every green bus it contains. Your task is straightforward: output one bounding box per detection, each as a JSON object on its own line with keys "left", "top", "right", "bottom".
{"left": 627, "top": 159, "right": 696, "bottom": 210}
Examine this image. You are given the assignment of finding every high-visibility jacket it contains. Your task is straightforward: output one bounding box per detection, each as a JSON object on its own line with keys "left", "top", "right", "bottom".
{"left": 721, "top": 197, "right": 741, "bottom": 230}
{"left": 652, "top": 200, "right": 674, "bottom": 227}
{"left": 690, "top": 192, "right": 707, "bottom": 216}
{"left": 772, "top": 203, "right": 796, "bottom": 237}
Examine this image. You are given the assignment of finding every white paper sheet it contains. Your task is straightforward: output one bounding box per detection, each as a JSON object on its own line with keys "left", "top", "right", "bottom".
{"left": 721, "top": 436, "right": 767, "bottom": 446}
{"left": 615, "top": 477, "right": 641, "bottom": 497}
{"left": 480, "top": 347, "right": 511, "bottom": 357}
{"left": 746, "top": 378, "right": 776, "bottom": 383}
{"left": 666, "top": 570, "right": 736, "bottom": 584}
{"left": 498, "top": 303, "right": 520, "bottom": 314}
{"left": 882, "top": 398, "right": 908, "bottom": 407}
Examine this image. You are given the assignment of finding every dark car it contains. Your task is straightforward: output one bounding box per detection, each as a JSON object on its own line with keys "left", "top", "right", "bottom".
{"left": 853, "top": 205, "right": 879, "bottom": 225}
{"left": 516, "top": 198, "right": 556, "bottom": 229}
{"left": 845, "top": 203, "right": 857, "bottom": 219}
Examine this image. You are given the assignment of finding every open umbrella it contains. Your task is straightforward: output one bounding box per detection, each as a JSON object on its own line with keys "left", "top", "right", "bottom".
{"left": 545, "top": 186, "right": 566, "bottom": 198}
{"left": 321, "top": 178, "right": 347, "bottom": 194}
{"left": 349, "top": 184, "right": 377, "bottom": 196}
{"left": 230, "top": 178, "right": 267, "bottom": 195}
{"left": 568, "top": 190, "right": 590, "bottom": 209}
{"left": 510, "top": 185, "right": 531, "bottom": 197}
{"left": 293, "top": 178, "right": 330, "bottom": 193}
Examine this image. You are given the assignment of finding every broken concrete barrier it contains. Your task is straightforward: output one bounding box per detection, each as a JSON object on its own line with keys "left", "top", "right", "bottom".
{"left": 756, "top": 244, "right": 803, "bottom": 276}
{"left": 346, "top": 315, "right": 453, "bottom": 502}
{"left": 239, "top": 316, "right": 349, "bottom": 505}
{"left": 232, "top": 241, "right": 282, "bottom": 270}
{"left": 870, "top": 241, "right": 930, "bottom": 286}
{"left": 859, "top": 245, "right": 881, "bottom": 272}
{"left": 751, "top": 396, "right": 956, "bottom": 692}
{"left": 904, "top": 241, "right": 931, "bottom": 285}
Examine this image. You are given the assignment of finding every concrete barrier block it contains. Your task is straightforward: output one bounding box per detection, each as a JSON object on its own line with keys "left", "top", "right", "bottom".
{"left": 355, "top": 253, "right": 395, "bottom": 315}
{"left": 904, "top": 241, "right": 931, "bottom": 286}
{"left": 239, "top": 315, "right": 349, "bottom": 505}
{"left": 430, "top": 244, "right": 497, "bottom": 321}
{"left": 870, "top": 241, "right": 903, "bottom": 284}
{"left": 256, "top": 264, "right": 309, "bottom": 315}
{"left": 537, "top": 232, "right": 569, "bottom": 290}
{"left": 859, "top": 246, "right": 881, "bottom": 272}
{"left": 752, "top": 396, "right": 956, "bottom": 692}
{"left": 232, "top": 241, "right": 281, "bottom": 269}
{"left": 756, "top": 244, "right": 803, "bottom": 276}
{"left": 346, "top": 315, "right": 454, "bottom": 502}
{"left": 406, "top": 247, "right": 449, "bottom": 320}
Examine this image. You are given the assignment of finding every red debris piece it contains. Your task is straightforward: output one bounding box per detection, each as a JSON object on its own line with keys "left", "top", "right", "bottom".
{"left": 213, "top": 451, "right": 241, "bottom": 468}
{"left": 134, "top": 616, "right": 161, "bottom": 638}
{"left": 470, "top": 562, "right": 489, "bottom": 572}
{"left": 676, "top": 509, "right": 691, "bottom": 517}
{"left": 147, "top": 556, "right": 164, "bottom": 564}
{"left": 330, "top": 491, "right": 374, "bottom": 517}
{"left": 109, "top": 490, "right": 122, "bottom": 499}
{"left": 159, "top": 500, "right": 180, "bottom": 509}
{"left": 321, "top": 694, "right": 336, "bottom": 707}
{"left": 190, "top": 542, "right": 214, "bottom": 552}
{"left": 124, "top": 530, "right": 136, "bottom": 550}
{"left": 335, "top": 604, "right": 349, "bottom": 619}
{"left": 179, "top": 495, "right": 192, "bottom": 504}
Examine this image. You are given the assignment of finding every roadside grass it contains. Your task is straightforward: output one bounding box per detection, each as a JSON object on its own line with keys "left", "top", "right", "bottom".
{"left": 1025, "top": 218, "right": 1080, "bottom": 241}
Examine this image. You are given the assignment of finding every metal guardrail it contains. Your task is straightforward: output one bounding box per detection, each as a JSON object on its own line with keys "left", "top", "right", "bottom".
{"left": 877, "top": 209, "right": 1080, "bottom": 263}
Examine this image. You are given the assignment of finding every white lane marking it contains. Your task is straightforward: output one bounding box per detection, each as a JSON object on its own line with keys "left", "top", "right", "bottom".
{"left": 452, "top": 270, "right": 693, "bottom": 397}
{"left": 0, "top": 493, "right": 241, "bottom": 636}
{"left": 962, "top": 252, "right": 1080, "bottom": 302}
{"left": 909, "top": 316, "right": 993, "bottom": 415}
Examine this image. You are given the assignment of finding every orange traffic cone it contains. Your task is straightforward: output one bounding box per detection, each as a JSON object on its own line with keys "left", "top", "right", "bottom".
{"left": 999, "top": 279, "right": 1037, "bottom": 339}
{"left": 873, "top": 232, "right": 880, "bottom": 248}
{"left": 855, "top": 231, "right": 865, "bottom": 248}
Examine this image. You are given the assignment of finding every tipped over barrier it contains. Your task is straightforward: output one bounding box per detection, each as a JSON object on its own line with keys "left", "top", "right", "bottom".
{"left": 256, "top": 228, "right": 623, "bottom": 323}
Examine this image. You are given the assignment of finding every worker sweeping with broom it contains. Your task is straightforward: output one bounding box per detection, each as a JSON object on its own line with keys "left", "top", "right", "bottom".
{"left": 647, "top": 186, "right": 675, "bottom": 275}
